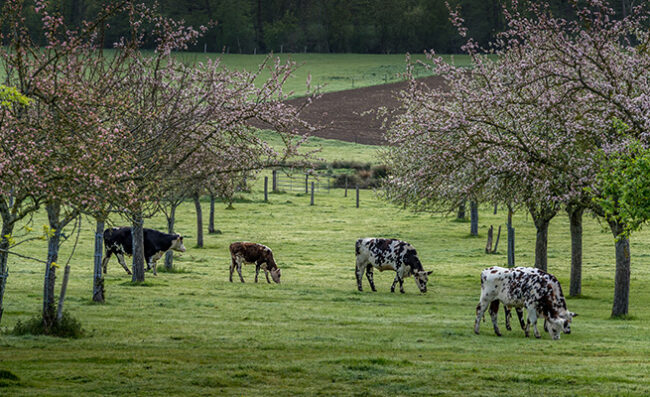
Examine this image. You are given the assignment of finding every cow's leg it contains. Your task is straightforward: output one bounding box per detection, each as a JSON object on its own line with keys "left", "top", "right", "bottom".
{"left": 365, "top": 265, "right": 377, "bottom": 292}
{"left": 489, "top": 300, "right": 502, "bottom": 336}
{"left": 504, "top": 305, "right": 512, "bottom": 331}
{"left": 255, "top": 264, "right": 260, "bottom": 283}
{"left": 101, "top": 251, "right": 112, "bottom": 274}
{"left": 264, "top": 269, "right": 271, "bottom": 284}
{"left": 236, "top": 258, "right": 245, "bottom": 283}
{"left": 516, "top": 308, "right": 526, "bottom": 330}
{"left": 229, "top": 256, "right": 236, "bottom": 282}
{"left": 390, "top": 274, "right": 398, "bottom": 293}
{"left": 151, "top": 260, "right": 157, "bottom": 276}
{"left": 398, "top": 275, "right": 405, "bottom": 293}
{"left": 355, "top": 258, "right": 366, "bottom": 292}
{"left": 116, "top": 253, "right": 132, "bottom": 275}
{"left": 474, "top": 296, "right": 491, "bottom": 335}
{"left": 525, "top": 306, "right": 541, "bottom": 338}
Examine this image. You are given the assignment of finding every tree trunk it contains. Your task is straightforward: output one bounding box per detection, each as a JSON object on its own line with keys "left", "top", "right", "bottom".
{"left": 529, "top": 203, "right": 558, "bottom": 272}
{"left": 0, "top": 220, "right": 14, "bottom": 326}
{"left": 194, "top": 193, "right": 203, "bottom": 248}
{"left": 131, "top": 213, "right": 146, "bottom": 283}
{"left": 568, "top": 205, "right": 584, "bottom": 297}
{"left": 533, "top": 218, "right": 550, "bottom": 272}
{"left": 608, "top": 220, "right": 630, "bottom": 317}
{"left": 208, "top": 194, "right": 216, "bottom": 234}
{"left": 457, "top": 200, "right": 466, "bottom": 220}
{"left": 43, "top": 202, "right": 62, "bottom": 328}
{"left": 164, "top": 204, "right": 177, "bottom": 270}
{"left": 470, "top": 201, "right": 478, "bottom": 236}
{"left": 93, "top": 218, "right": 105, "bottom": 303}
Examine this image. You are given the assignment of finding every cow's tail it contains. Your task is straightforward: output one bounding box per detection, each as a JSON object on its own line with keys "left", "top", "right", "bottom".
{"left": 355, "top": 239, "right": 362, "bottom": 257}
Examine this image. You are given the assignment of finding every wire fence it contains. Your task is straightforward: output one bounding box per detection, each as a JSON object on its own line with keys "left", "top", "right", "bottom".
{"left": 274, "top": 172, "right": 332, "bottom": 194}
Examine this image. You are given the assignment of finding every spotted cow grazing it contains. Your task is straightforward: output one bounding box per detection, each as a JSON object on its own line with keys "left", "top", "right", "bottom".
{"left": 229, "top": 242, "right": 281, "bottom": 284}
{"left": 102, "top": 227, "right": 186, "bottom": 276}
{"left": 355, "top": 238, "right": 432, "bottom": 293}
{"left": 475, "top": 266, "right": 577, "bottom": 340}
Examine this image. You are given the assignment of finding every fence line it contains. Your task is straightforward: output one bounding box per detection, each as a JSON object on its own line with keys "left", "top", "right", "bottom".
{"left": 274, "top": 172, "right": 331, "bottom": 194}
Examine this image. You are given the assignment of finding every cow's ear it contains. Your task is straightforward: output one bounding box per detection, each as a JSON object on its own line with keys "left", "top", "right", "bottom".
{"left": 426, "top": 271, "right": 433, "bottom": 275}
{"left": 570, "top": 312, "right": 578, "bottom": 318}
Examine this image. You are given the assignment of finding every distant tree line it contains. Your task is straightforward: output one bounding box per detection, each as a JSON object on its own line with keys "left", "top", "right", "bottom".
{"left": 1, "top": 0, "right": 642, "bottom": 54}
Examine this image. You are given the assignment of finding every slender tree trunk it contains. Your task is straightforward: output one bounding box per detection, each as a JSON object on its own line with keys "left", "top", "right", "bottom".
{"left": 93, "top": 218, "right": 105, "bottom": 303}
{"left": 529, "top": 204, "right": 558, "bottom": 272}
{"left": 43, "top": 202, "right": 62, "bottom": 328}
{"left": 568, "top": 205, "right": 584, "bottom": 297}
{"left": 457, "top": 200, "right": 466, "bottom": 220}
{"left": 608, "top": 220, "right": 630, "bottom": 317}
{"left": 0, "top": 220, "right": 13, "bottom": 326}
{"left": 194, "top": 193, "right": 203, "bottom": 248}
{"left": 131, "top": 212, "right": 146, "bottom": 283}
{"left": 470, "top": 201, "right": 478, "bottom": 236}
{"left": 208, "top": 194, "right": 215, "bottom": 234}
{"left": 164, "top": 204, "right": 177, "bottom": 270}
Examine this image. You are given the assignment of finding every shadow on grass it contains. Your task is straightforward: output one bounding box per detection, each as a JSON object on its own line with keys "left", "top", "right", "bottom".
{"left": 157, "top": 266, "right": 192, "bottom": 274}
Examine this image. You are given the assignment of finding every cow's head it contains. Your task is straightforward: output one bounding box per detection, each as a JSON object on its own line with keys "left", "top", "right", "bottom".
{"left": 546, "top": 311, "right": 577, "bottom": 340}
{"left": 270, "top": 268, "right": 281, "bottom": 284}
{"left": 171, "top": 235, "right": 186, "bottom": 253}
{"left": 413, "top": 270, "right": 432, "bottom": 293}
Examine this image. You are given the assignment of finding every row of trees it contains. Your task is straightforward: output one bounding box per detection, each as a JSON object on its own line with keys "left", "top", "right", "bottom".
{"left": 383, "top": 0, "right": 650, "bottom": 317}
{"left": 0, "top": 0, "right": 310, "bottom": 331}
{"left": 4, "top": 0, "right": 643, "bottom": 54}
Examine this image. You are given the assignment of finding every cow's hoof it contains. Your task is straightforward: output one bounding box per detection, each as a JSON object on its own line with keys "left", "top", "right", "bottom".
{"left": 535, "top": 334, "right": 541, "bottom": 339}
{"left": 371, "top": 288, "right": 377, "bottom": 292}
{"left": 495, "top": 331, "right": 502, "bottom": 337}
{"left": 506, "top": 325, "right": 512, "bottom": 331}
{"left": 390, "top": 290, "right": 395, "bottom": 293}
{"left": 400, "top": 290, "right": 405, "bottom": 294}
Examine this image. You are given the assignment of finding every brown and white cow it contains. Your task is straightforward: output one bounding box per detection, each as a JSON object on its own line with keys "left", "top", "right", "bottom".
{"left": 474, "top": 266, "right": 577, "bottom": 340}
{"left": 355, "top": 238, "right": 432, "bottom": 293}
{"left": 229, "top": 242, "right": 281, "bottom": 284}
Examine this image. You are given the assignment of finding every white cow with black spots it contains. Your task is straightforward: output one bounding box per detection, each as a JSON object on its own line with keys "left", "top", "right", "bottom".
{"left": 474, "top": 266, "right": 577, "bottom": 340}
{"left": 355, "top": 238, "right": 432, "bottom": 293}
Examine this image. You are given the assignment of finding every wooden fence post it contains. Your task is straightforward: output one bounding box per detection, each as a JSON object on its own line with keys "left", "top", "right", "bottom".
{"left": 470, "top": 201, "right": 479, "bottom": 236}
{"left": 344, "top": 176, "right": 348, "bottom": 197}
{"left": 305, "top": 173, "right": 309, "bottom": 194}
{"left": 493, "top": 226, "right": 501, "bottom": 253}
{"left": 272, "top": 170, "right": 277, "bottom": 192}
{"left": 56, "top": 265, "right": 71, "bottom": 322}
{"left": 310, "top": 182, "right": 315, "bottom": 205}
{"left": 264, "top": 176, "right": 268, "bottom": 202}
{"left": 356, "top": 186, "right": 360, "bottom": 208}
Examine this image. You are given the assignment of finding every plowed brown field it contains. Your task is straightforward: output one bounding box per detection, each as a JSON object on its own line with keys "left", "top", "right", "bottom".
{"left": 288, "top": 75, "right": 445, "bottom": 145}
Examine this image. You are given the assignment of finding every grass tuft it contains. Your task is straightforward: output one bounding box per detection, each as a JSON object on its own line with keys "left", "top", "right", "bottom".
{"left": 12, "top": 312, "right": 84, "bottom": 338}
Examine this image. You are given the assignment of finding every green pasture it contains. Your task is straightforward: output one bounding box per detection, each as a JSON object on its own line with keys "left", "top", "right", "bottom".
{"left": 174, "top": 52, "right": 471, "bottom": 96}
{"left": 1, "top": 138, "right": 649, "bottom": 396}
{"left": 1, "top": 51, "right": 470, "bottom": 97}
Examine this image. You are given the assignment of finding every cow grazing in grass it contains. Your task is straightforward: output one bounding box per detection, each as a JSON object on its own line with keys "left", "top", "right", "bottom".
{"left": 355, "top": 238, "right": 432, "bottom": 293}
{"left": 229, "top": 242, "right": 281, "bottom": 284}
{"left": 475, "top": 266, "right": 577, "bottom": 340}
{"left": 102, "top": 227, "right": 186, "bottom": 276}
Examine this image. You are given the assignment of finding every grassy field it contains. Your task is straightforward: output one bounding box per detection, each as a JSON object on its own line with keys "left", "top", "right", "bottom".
{"left": 1, "top": 137, "right": 649, "bottom": 396}
{"left": 176, "top": 52, "right": 473, "bottom": 96}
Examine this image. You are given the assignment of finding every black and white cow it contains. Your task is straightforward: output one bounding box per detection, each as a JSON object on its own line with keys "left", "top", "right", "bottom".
{"left": 474, "top": 266, "right": 577, "bottom": 340}
{"left": 102, "top": 227, "right": 186, "bottom": 276}
{"left": 355, "top": 238, "right": 432, "bottom": 293}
